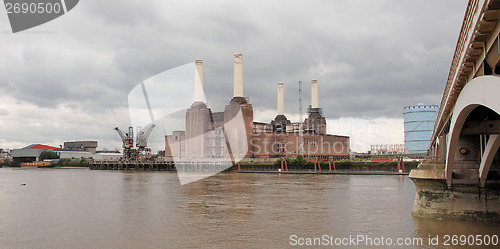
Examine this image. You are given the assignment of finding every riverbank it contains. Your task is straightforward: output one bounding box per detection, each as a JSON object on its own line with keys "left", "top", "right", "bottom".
{"left": 0, "top": 166, "right": 89, "bottom": 170}
{"left": 238, "top": 170, "right": 409, "bottom": 175}
{"left": 56, "top": 166, "right": 89, "bottom": 169}
{"left": 233, "top": 160, "right": 419, "bottom": 174}
{"left": 83, "top": 158, "right": 420, "bottom": 174}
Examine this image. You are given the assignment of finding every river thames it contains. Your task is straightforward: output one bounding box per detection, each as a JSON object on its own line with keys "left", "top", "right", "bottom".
{"left": 0, "top": 168, "right": 498, "bottom": 248}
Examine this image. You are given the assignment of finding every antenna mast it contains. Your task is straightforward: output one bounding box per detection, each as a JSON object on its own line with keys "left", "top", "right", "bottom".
{"left": 298, "top": 80, "right": 304, "bottom": 155}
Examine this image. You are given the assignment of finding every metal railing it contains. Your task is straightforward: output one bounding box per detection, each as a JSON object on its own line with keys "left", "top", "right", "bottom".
{"left": 432, "top": 0, "right": 487, "bottom": 148}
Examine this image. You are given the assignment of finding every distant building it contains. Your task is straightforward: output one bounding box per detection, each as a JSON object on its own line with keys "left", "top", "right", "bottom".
{"left": 57, "top": 150, "right": 122, "bottom": 161}
{"left": 57, "top": 151, "right": 94, "bottom": 160}
{"left": 93, "top": 152, "right": 122, "bottom": 161}
{"left": 403, "top": 103, "right": 439, "bottom": 154}
{"left": 370, "top": 144, "right": 406, "bottom": 155}
{"left": 11, "top": 144, "right": 62, "bottom": 164}
{"left": 63, "top": 141, "right": 98, "bottom": 153}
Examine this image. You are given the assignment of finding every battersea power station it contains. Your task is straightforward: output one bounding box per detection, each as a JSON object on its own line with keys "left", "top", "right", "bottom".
{"left": 165, "top": 53, "right": 350, "bottom": 161}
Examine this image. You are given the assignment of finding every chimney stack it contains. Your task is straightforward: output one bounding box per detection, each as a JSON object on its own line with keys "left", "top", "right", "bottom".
{"left": 233, "top": 53, "right": 243, "bottom": 97}
{"left": 311, "top": 79, "right": 319, "bottom": 108}
{"left": 277, "top": 82, "right": 284, "bottom": 116}
{"left": 194, "top": 60, "right": 204, "bottom": 102}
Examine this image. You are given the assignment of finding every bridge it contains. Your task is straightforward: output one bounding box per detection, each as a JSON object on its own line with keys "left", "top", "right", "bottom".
{"left": 409, "top": 0, "right": 500, "bottom": 221}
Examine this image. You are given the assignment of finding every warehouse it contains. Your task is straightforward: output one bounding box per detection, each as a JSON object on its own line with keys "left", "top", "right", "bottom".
{"left": 11, "top": 144, "right": 62, "bottom": 164}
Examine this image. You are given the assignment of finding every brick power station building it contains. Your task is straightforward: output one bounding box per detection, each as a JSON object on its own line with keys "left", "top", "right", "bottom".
{"left": 165, "top": 53, "right": 350, "bottom": 161}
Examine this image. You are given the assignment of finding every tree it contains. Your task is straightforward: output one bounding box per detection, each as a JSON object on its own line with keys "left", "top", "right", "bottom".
{"left": 295, "top": 155, "right": 306, "bottom": 167}
{"left": 39, "top": 151, "right": 59, "bottom": 160}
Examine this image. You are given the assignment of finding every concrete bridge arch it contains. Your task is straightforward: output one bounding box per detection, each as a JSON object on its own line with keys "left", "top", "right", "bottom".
{"left": 446, "top": 76, "right": 500, "bottom": 186}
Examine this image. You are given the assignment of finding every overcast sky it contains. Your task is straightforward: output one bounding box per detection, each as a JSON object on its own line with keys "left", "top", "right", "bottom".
{"left": 0, "top": 0, "right": 468, "bottom": 153}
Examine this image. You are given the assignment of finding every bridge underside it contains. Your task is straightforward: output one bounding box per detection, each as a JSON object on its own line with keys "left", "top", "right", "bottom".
{"left": 445, "top": 76, "right": 500, "bottom": 187}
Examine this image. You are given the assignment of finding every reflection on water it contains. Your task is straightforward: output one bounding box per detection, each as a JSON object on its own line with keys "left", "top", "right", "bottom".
{"left": 0, "top": 168, "right": 498, "bottom": 248}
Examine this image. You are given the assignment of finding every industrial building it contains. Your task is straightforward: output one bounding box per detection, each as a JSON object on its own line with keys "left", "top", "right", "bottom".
{"left": 56, "top": 150, "right": 122, "bottom": 161}
{"left": 370, "top": 144, "right": 406, "bottom": 155}
{"left": 63, "top": 141, "right": 98, "bottom": 153}
{"left": 165, "top": 53, "right": 350, "bottom": 161}
{"left": 10, "top": 141, "right": 122, "bottom": 164}
{"left": 57, "top": 151, "right": 94, "bottom": 159}
{"left": 59, "top": 140, "right": 123, "bottom": 161}
{"left": 403, "top": 103, "right": 439, "bottom": 154}
{"left": 11, "top": 144, "right": 62, "bottom": 164}
{"left": 92, "top": 152, "right": 122, "bottom": 161}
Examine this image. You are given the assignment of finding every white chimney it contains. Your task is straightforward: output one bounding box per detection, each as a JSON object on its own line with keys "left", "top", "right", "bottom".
{"left": 233, "top": 53, "right": 243, "bottom": 97}
{"left": 277, "top": 82, "right": 284, "bottom": 115}
{"left": 311, "top": 79, "right": 319, "bottom": 108}
{"left": 194, "top": 60, "right": 205, "bottom": 102}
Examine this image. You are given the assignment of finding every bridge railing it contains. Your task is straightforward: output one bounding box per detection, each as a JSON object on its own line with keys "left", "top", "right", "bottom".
{"left": 432, "top": 0, "right": 487, "bottom": 148}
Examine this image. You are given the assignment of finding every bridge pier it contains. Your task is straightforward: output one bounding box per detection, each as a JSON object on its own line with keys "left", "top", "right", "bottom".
{"left": 411, "top": 161, "right": 500, "bottom": 221}
{"left": 409, "top": 149, "right": 500, "bottom": 222}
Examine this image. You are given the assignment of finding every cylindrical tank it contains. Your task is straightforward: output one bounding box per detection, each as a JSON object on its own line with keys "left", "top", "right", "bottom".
{"left": 403, "top": 103, "right": 439, "bottom": 154}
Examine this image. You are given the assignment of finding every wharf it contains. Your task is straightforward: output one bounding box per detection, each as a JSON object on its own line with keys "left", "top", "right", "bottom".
{"left": 237, "top": 170, "right": 409, "bottom": 175}
{"left": 90, "top": 161, "right": 175, "bottom": 171}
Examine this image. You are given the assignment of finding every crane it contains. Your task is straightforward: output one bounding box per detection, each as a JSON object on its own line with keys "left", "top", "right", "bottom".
{"left": 114, "top": 126, "right": 136, "bottom": 160}
{"left": 136, "top": 124, "right": 156, "bottom": 149}
{"left": 114, "top": 126, "right": 134, "bottom": 149}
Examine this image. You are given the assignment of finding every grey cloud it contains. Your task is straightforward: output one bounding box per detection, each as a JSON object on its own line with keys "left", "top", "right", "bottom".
{"left": 0, "top": 0, "right": 469, "bottom": 148}
{"left": 0, "top": 108, "right": 9, "bottom": 116}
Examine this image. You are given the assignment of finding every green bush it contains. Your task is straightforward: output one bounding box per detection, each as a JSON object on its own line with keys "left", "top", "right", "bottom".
{"left": 272, "top": 157, "right": 421, "bottom": 172}
{"left": 0, "top": 159, "right": 12, "bottom": 166}
{"left": 56, "top": 158, "right": 90, "bottom": 167}
{"left": 39, "top": 151, "right": 59, "bottom": 160}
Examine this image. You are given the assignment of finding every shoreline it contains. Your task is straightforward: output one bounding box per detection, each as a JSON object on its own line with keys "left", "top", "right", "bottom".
{"left": 55, "top": 166, "right": 89, "bottom": 169}
{"left": 0, "top": 166, "right": 89, "bottom": 169}
{"left": 237, "top": 170, "right": 409, "bottom": 175}
{"left": 2, "top": 166, "right": 410, "bottom": 175}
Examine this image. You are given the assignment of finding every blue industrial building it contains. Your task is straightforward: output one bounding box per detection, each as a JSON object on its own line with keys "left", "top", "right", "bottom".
{"left": 403, "top": 103, "right": 439, "bottom": 154}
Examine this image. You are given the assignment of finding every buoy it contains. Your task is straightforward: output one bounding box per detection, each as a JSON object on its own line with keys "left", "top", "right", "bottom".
{"left": 20, "top": 183, "right": 26, "bottom": 186}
